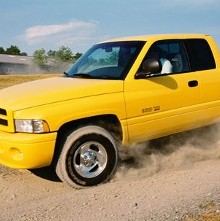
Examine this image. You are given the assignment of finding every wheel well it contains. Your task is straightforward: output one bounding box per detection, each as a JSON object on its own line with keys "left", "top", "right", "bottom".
{"left": 58, "top": 114, "right": 122, "bottom": 140}
{"left": 52, "top": 115, "right": 123, "bottom": 165}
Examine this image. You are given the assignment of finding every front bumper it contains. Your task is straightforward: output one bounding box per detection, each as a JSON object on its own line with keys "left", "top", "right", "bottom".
{"left": 0, "top": 131, "right": 57, "bottom": 169}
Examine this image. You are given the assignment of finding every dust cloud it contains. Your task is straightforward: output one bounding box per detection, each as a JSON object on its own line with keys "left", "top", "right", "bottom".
{"left": 115, "top": 124, "right": 220, "bottom": 181}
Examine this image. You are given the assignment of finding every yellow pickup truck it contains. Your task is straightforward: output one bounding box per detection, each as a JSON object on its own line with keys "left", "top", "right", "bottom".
{"left": 0, "top": 34, "right": 220, "bottom": 188}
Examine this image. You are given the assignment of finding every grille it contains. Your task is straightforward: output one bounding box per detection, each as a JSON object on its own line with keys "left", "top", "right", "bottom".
{"left": 0, "top": 108, "right": 7, "bottom": 116}
{"left": 0, "top": 108, "right": 8, "bottom": 127}
{"left": 0, "top": 118, "right": 8, "bottom": 126}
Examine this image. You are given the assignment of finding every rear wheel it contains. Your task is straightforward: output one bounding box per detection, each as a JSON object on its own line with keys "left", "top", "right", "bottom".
{"left": 55, "top": 125, "right": 118, "bottom": 188}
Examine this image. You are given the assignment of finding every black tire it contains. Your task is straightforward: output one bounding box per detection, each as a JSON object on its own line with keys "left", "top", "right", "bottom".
{"left": 55, "top": 125, "right": 118, "bottom": 188}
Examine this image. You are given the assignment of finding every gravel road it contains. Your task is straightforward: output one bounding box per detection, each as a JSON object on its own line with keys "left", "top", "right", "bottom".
{"left": 0, "top": 126, "right": 220, "bottom": 221}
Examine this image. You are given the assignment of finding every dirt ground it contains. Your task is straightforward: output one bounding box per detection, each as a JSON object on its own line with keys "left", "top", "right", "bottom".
{"left": 0, "top": 126, "right": 220, "bottom": 221}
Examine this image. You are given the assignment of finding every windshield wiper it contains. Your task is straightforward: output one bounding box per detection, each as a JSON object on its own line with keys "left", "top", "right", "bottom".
{"left": 63, "top": 72, "right": 93, "bottom": 78}
{"left": 63, "top": 71, "right": 70, "bottom": 77}
{"left": 73, "top": 73, "right": 94, "bottom": 78}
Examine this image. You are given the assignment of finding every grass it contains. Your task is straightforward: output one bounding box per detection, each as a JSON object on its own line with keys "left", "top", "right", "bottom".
{"left": 0, "top": 73, "right": 61, "bottom": 90}
{"left": 184, "top": 200, "right": 220, "bottom": 221}
{"left": 185, "top": 215, "right": 220, "bottom": 221}
{"left": 185, "top": 211, "right": 220, "bottom": 221}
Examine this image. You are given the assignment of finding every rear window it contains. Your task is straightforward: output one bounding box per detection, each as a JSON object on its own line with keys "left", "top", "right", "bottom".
{"left": 184, "top": 39, "right": 216, "bottom": 71}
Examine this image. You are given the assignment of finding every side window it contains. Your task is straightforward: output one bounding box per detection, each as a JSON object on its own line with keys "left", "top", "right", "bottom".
{"left": 184, "top": 39, "right": 216, "bottom": 71}
{"left": 139, "top": 40, "right": 190, "bottom": 75}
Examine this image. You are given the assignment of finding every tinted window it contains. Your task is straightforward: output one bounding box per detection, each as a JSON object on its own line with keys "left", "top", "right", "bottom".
{"left": 139, "top": 40, "right": 190, "bottom": 75}
{"left": 184, "top": 39, "right": 216, "bottom": 71}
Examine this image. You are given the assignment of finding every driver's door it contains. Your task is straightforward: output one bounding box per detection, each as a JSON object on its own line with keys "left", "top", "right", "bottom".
{"left": 124, "top": 40, "right": 200, "bottom": 143}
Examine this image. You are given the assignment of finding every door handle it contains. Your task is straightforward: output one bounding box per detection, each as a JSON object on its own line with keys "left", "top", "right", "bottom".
{"left": 188, "top": 80, "right": 198, "bottom": 87}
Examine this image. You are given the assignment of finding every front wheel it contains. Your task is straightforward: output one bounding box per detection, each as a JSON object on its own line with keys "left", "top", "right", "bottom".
{"left": 55, "top": 126, "right": 118, "bottom": 188}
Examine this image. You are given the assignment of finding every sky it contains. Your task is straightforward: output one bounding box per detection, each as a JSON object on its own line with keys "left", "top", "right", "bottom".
{"left": 0, "top": 0, "right": 220, "bottom": 56}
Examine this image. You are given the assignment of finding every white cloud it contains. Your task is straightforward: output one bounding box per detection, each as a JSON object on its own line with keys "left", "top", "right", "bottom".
{"left": 22, "top": 20, "right": 99, "bottom": 46}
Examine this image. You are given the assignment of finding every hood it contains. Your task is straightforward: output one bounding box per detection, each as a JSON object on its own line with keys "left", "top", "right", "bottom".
{"left": 0, "top": 77, "right": 124, "bottom": 111}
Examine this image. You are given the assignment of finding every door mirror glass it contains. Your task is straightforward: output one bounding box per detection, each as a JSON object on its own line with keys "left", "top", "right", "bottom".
{"left": 135, "top": 59, "right": 162, "bottom": 79}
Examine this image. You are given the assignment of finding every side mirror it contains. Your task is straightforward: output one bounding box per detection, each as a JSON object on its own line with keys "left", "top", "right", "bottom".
{"left": 135, "top": 59, "right": 162, "bottom": 79}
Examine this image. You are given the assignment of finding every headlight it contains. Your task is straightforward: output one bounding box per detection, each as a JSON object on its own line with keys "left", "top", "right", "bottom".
{"left": 15, "top": 119, "right": 50, "bottom": 133}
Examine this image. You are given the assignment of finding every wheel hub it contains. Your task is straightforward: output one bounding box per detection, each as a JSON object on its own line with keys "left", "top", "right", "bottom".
{"left": 82, "top": 151, "right": 97, "bottom": 167}
{"left": 73, "top": 141, "right": 108, "bottom": 178}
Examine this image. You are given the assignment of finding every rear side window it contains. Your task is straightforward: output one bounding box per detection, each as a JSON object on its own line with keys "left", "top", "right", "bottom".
{"left": 184, "top": 39, "right": 216, "bottom": 71}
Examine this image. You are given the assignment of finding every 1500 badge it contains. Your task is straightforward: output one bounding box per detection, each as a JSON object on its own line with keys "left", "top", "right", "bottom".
{"left": 142, "top": 106, "right": 160, "bottom": 113}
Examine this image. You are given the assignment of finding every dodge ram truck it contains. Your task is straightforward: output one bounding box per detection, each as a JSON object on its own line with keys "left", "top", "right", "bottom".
{"left": 0, "top": 34, "right": 220, "bottom": 188}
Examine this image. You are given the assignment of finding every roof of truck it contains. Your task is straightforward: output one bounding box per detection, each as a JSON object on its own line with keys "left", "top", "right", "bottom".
{"left": 101, "top": 33, "right": 211, "bottom": 43}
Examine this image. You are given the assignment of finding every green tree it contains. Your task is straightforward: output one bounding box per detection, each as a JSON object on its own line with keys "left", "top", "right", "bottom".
{"left": 0, "top": 47, "right": 5, "bottom": 54}
{"left": 5, "top": 45, "right": 21, "bottom": 55}
{"left": 0, "top": 45, "right": 27, "bottom": 56}
{"left": 33, "top": 47, "right": 82, "bottom": 73}
{"left": 47, "top": 50, "right": 56, "bottom": 57}
{"left": 73, "top": 52, "right": 82, "bottom": 60}
{"left": 47, "top": 46, "right": 75, "bottom": 72}
{"left": 55, "top": 46, "right": 74, "bottom": 62}
{"left": 33, "top": 48, "right": 47, "bottom": 68}
{"left": 20, "top": 52, "right": 28, "bottom": 56}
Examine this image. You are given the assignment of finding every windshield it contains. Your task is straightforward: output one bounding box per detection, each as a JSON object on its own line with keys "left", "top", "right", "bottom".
{"left": 65, "top": 41, "right": 145, "bottom": 80}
